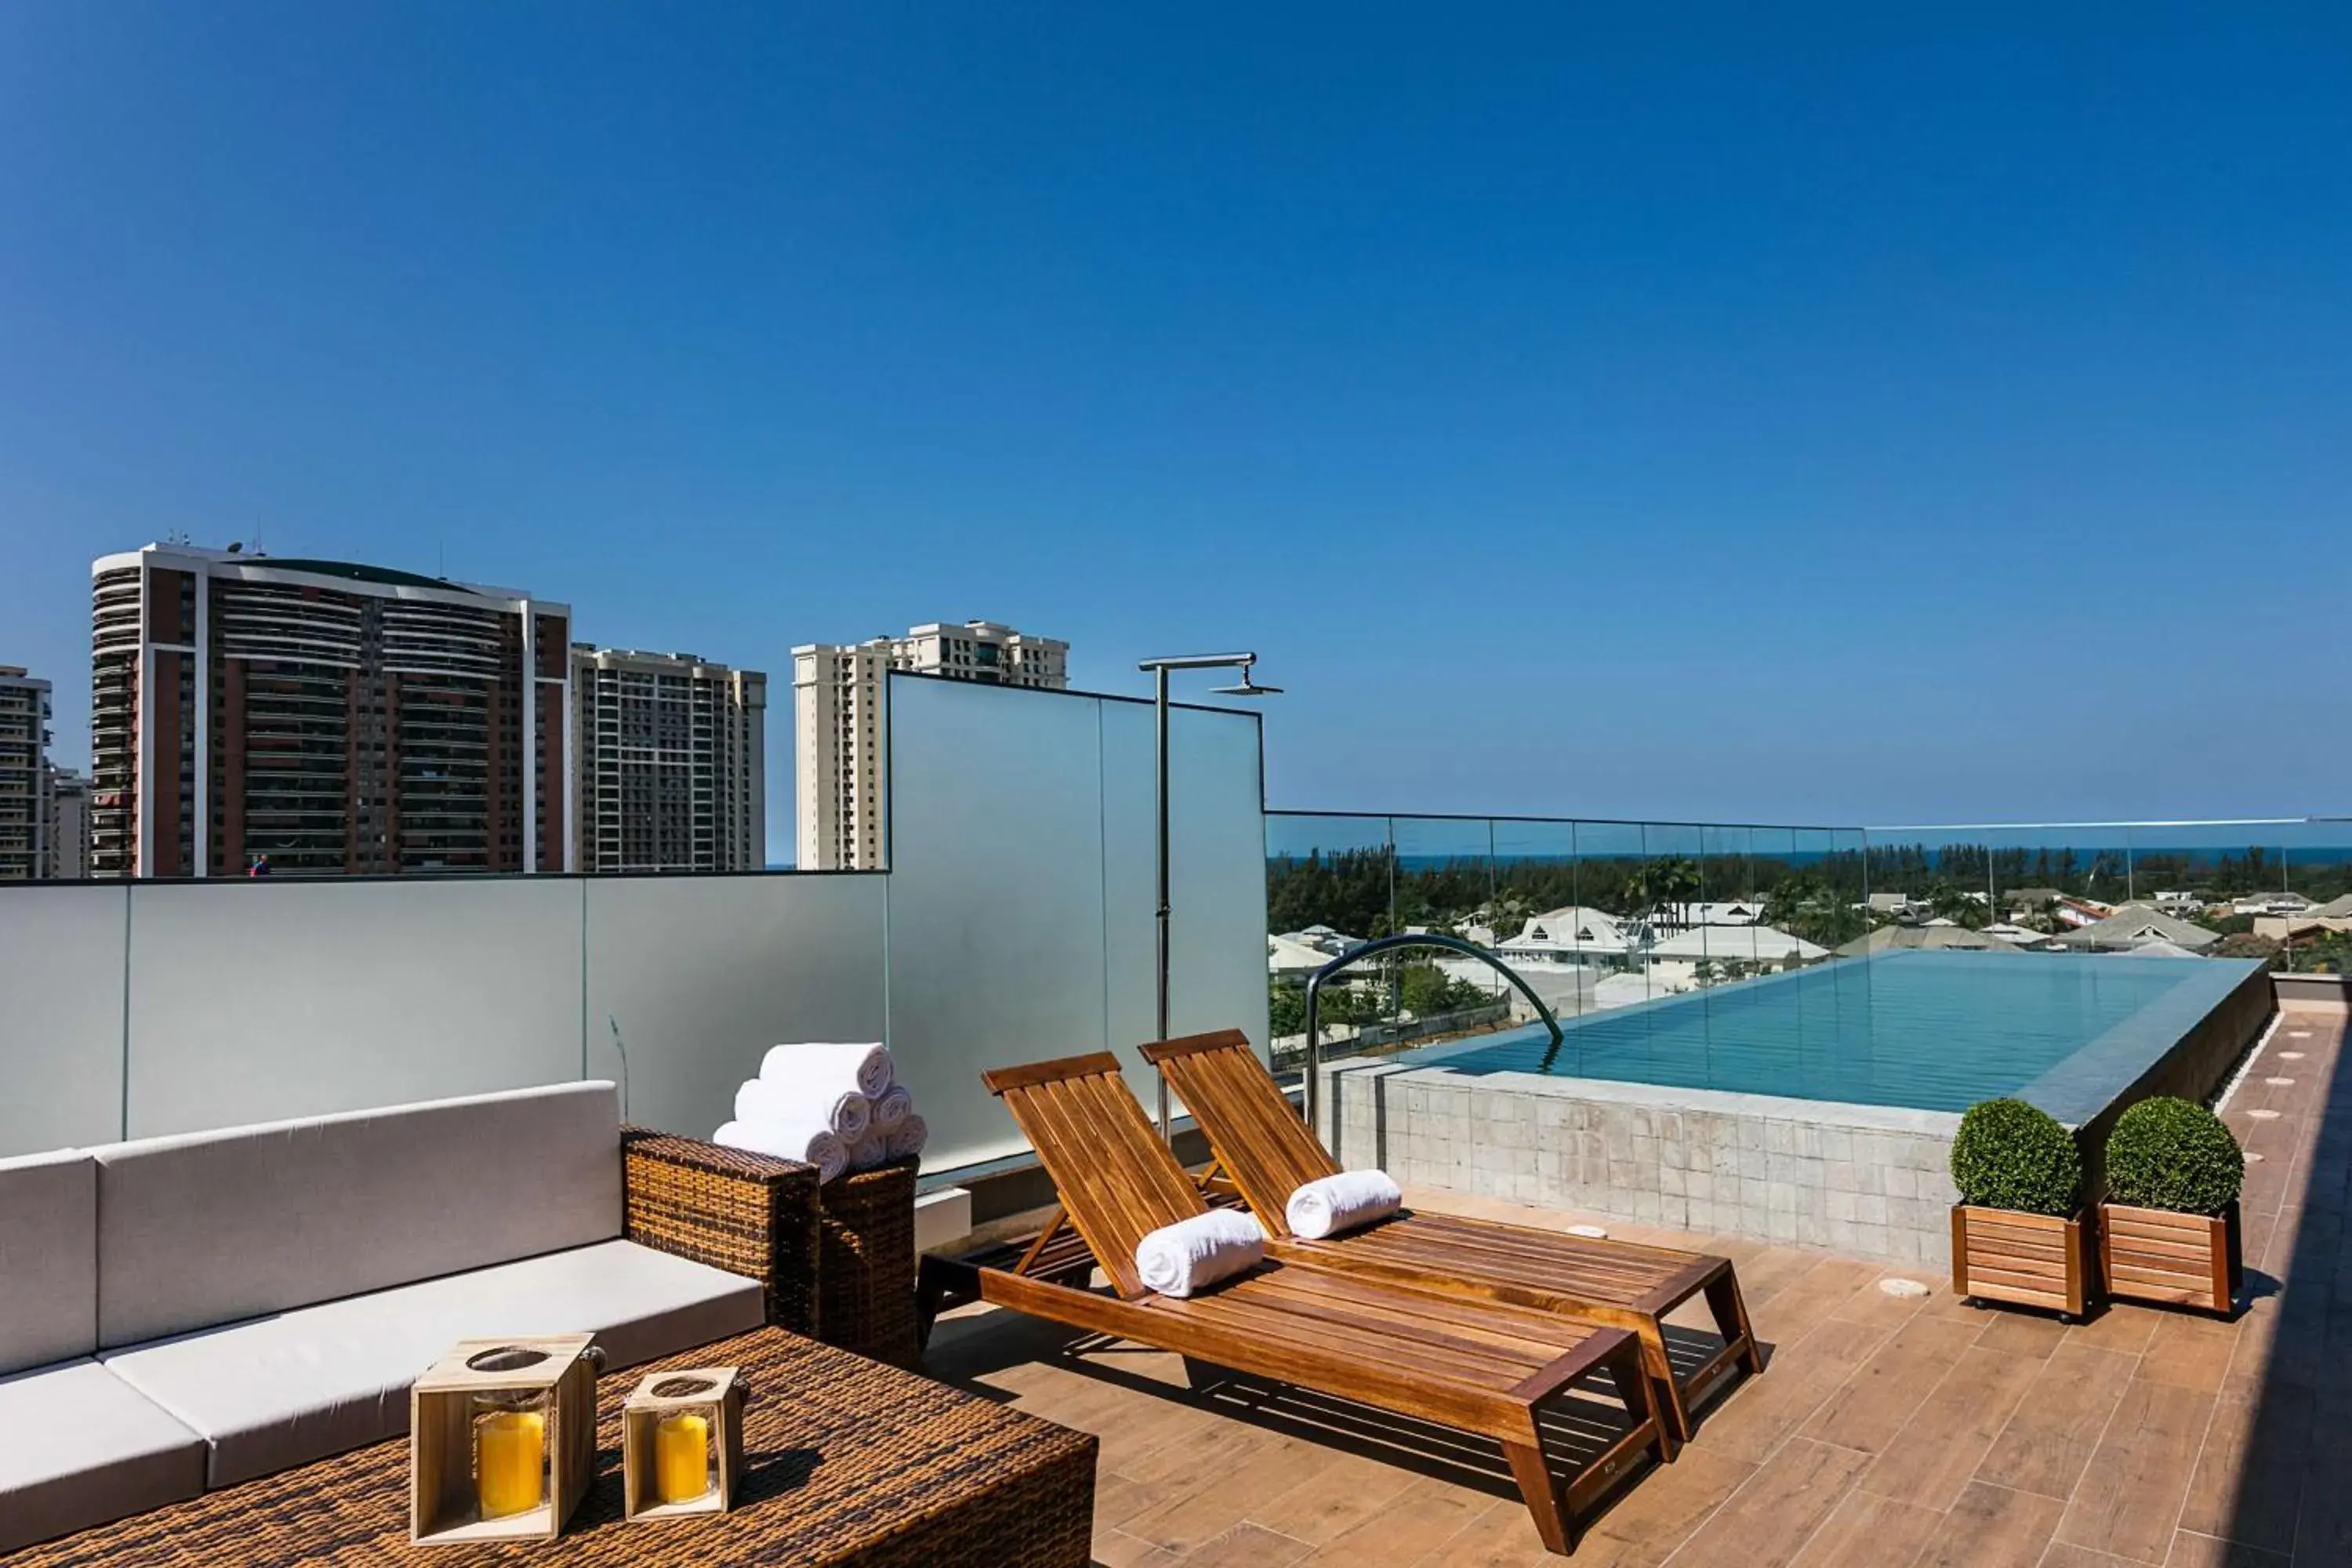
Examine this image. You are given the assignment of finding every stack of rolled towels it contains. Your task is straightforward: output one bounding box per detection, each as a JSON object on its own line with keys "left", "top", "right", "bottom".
{"left": 710, "top": 1041, "right": 927, "bottom": 1183}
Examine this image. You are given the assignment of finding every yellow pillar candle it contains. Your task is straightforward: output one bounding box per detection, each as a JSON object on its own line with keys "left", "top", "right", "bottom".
{"left": 654, "top": 1412, "right": 711, "bottom": 1504}
{"left": 475, "top": 1409, "right": 546, "bottom": 1520}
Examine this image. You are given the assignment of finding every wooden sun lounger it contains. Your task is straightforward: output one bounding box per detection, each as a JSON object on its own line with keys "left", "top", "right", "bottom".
{"left": 1141, "top": 1029, "right": 1763, "bottom": 1443}
{"left": 964, "top": 1051, "right": 1674, "bottom": 1555}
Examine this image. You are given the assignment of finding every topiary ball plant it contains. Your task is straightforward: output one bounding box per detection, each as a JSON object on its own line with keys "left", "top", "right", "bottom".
{"left": 1951, "top": 1098, "right": 2082, "bottom": 1216}
{"left": 2104, "top": 1097, "right": 2244, "bottom": 1215}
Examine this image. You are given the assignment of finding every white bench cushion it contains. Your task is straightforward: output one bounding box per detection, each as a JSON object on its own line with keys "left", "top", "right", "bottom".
{"left": 101, "top": 1240, "right": 763, "bottom": 1487}
{"left": 0, "top": 1149, "right": 98, "bottom": 1377}
{"left": 0, "top": 1359, "right": 205, "bottom": 1553}
{"left": 90, "top": 1082, "right": 623, "bottom": 1348}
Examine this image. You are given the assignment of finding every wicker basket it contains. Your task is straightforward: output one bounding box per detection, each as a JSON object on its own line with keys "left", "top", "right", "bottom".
{"left": 818, "top": 1159, "right": 920, "bottom": 1367}
{"left": 621, "top": 1127, "right": 822, "bottom": 1336}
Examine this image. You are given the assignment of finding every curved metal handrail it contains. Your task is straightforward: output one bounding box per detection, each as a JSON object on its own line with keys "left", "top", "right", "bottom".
{"left": 1301, "top": 933, "right": 1563, "bottom": 1131}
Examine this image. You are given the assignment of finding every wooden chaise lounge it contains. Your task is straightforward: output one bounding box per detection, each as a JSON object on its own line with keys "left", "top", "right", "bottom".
{"left": 962, "top": 1051, "right": 1674, "bottom": 1555}
{"left": 1141, "top": 1029, "right": 1762, "bottom": 1442}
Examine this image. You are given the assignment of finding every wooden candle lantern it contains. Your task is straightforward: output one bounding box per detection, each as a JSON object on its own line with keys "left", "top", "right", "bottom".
{"left": 410, "top": 1334, "right": 602, "bottom": 1545}
{"left": 622, "top": 1366, "right": 749, "bottom": 1520}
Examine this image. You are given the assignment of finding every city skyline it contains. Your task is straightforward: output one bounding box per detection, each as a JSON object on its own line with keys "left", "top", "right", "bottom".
{"left": 4, "top": 6, "right": 2349, "bottom": 854}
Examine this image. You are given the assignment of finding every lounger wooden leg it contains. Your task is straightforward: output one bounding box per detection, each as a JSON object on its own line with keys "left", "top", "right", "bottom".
{"left": 1706, "top": 1268, "right": 1765, "bottom": 1377}
{"left": 1501, "top": 1413, "right": 1572, "bottom": 1556}
{"left": 1635, "top": 1323, "right": 1692, "bottom": 1450}
{"left": 1609, "top": 1343, "right": 1675, "bottom": 1468}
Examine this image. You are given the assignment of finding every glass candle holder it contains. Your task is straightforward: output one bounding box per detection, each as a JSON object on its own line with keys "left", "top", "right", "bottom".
{"left": 650, "top": 1377, "right": 718, "bottom": 1504}
{"left": 469, "top": 1361, "right": 551, "bottom": 1522}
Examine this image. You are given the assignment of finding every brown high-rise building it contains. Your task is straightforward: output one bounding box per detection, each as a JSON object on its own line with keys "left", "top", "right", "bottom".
{"left": 89, "top": 544, "right": 572, "bottom": 877}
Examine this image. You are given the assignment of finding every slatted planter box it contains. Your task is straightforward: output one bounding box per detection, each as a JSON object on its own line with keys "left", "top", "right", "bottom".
{"left": 2099, "top": 1198, "right": 2241, "bottom": 1316}
{"left": 1950, "top": 1205, "right": 2092, "bottom": 1319}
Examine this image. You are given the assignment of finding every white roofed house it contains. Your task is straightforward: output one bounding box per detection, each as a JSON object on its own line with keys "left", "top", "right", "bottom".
{"left": 2234, "top": 891, "right": 2315, "bottom": 917}
{"left": 2055, "top": 902, "right": 2223, "bottom": 953}
{"left": 1496, "top": 906, "right": 1634, "bottom": 965}
{"left": 1268, "top": 934, "right": 1334, "bottom": 978}
{"left": 1647, "top": 924, "right": 1828, "bottom": 968}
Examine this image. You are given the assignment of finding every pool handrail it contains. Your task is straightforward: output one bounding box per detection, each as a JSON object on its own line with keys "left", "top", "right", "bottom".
{"left": 1301, "top": 933, "right": 1564, "bottom": 1131}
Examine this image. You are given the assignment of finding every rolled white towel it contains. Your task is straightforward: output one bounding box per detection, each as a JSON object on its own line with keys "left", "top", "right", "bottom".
{"left": 843, "top": 1130, "right": 887, "bottom": 1173}
{"left": 737, "top": 1075, "right": 869, "bottom": 1142}
{"left": 760, "top": 1040, "right": 894, "bottom": 1101}
{"left": 1133, "top": 1209, "right": 1266, "bottom": 1298}
{"left": 713, "top": 1119, "right": 848, "bottom": 1185}
{"left": 870, "top": 1083, "right": 913, "bottom": 1134}
{"left": 883, "top": 1112, "right": 927, "bottom": 1163}
{"left": 1286, "top": 1170, "right": 1403, "bottom": 1240}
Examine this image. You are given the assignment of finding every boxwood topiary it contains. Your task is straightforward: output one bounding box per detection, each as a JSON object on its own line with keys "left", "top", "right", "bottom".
{"left": 1951, "top": 1098, "right": 2081, "bottom": 1216}
{"left": 2104, "top": 1096, "right": 2243, "bottom": 1215}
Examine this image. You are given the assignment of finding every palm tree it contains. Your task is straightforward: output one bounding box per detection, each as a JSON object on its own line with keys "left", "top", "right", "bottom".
{"left": 1642, "top": 856, "right": 1703, "bottom": 931}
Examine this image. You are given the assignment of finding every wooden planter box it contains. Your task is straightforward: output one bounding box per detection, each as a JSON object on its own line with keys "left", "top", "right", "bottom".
{"left": 1950, "top": 1205, "right": 2093, "bottom": 1319}
{"left": 2099, "top": 1198, "right": 2241, "bottom": 1316}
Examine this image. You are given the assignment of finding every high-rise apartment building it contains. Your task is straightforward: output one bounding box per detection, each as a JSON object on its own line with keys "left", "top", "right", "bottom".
{"left": 0, "top": 666, "right": 54, "bottom": 880}
{"left": 570, "top": 645, "right": 767, "bottom": 873}
{"left": 45, "top": 764, "right": 91, "bottom": 880}
{"left": 793, "top": 620, "right": 1068, "bottom": 869}
{"left": 90, "top": 544, "right": 572, "bottom": 877}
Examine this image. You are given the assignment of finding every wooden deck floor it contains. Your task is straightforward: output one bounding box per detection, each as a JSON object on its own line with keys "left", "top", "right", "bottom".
{"left": 921, "top": 1003, "right": 2349, "bottom": 1566}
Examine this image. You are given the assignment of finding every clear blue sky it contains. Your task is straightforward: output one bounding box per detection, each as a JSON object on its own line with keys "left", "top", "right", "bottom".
{"left": 4, "top": 3, "right": 2347, "bottom": 860}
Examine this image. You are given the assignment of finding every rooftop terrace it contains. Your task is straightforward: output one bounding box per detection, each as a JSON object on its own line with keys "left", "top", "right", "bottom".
{"left": 927, "top": 1000, "right": 2345, "bottom": 1566}
{"left": 3, "top": 676, "right": 2349, "bottom": 1563}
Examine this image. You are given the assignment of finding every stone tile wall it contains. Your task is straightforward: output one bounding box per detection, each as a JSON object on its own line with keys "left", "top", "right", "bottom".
{"left": 1323, "top": 1061, "right": 1962, "bottom": 1267}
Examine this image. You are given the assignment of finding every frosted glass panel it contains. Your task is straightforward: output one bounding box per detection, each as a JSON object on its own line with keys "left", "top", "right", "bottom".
{"left": 123, "top": 879, "right": 586, "bottom": 1138}
{"left": 0, "top": 885, "right": 129, "bottom": 1156}
{"left": 1101, "top": 700, "right": 1271, "bottom": 1084}
{"left": 586, "top": 874, "right": 887, "bottom": 1140}
{"left": 884, "top": 677, "right": 1112, "bottom": 1171}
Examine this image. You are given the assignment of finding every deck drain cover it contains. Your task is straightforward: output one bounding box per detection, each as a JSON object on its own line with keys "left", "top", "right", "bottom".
{"left": 1879, "top": 1278, "right": 1930, "bottom": 1298}
{"left": 1566, "top": 1225, "right": 1610, "bottom": 1239}
{"left": 2281, "top": 1051, "right": 2307, "bottom": 1061}
{"left": 2288, "top": 1030, "right": 2313, "bottom": 1038}
{"left": 2266, "top": 1077, "right": 2297, "bottom": 1087}
{"left": 2248, "top": 1109, "right": 2282, "bottom": 1120}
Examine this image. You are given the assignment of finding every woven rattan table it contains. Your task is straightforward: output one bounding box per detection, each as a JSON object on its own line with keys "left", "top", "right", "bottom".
{"left": 20, "top": 1329, "right": 1095, "bottom": 1568}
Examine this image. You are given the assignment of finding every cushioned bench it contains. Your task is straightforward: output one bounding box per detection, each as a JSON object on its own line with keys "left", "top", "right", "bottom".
{"left": 0, "top": 1082, "right": 796, "bottom": 1549}
{"left": 0, "top": 1149, "right": 205, "bottom": 1554}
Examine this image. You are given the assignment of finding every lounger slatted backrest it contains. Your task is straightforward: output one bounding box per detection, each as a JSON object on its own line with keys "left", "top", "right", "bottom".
{"left": 1140, "top": 1030, "right": 1338, "bottom": 1239}
{"left": 981, "top": 1051, "right": 1210, "bottom": 1301}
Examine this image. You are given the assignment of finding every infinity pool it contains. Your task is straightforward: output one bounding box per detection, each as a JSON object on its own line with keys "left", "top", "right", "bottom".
{"left": 1403, "top": 949, "right": 2269, "bottom": 1120}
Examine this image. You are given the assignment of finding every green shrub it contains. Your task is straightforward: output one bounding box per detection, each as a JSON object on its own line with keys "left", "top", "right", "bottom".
{"left": 2103, "top": 1097, "right": 2244, "bottom": 1214}
{"left": 1951, "top": 1098, "right": 2081, "bottom": 1216}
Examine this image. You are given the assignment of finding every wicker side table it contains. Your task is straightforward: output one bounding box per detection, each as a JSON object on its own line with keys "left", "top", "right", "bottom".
{"left": 621, "top": 1127, "right": 822, "bottom": 1336}
{"left": 817, "top": 1159, "right": 920, "bottom": 1367}
{"left": 14, "top": 1328, "right": 1097, "bottom": 1568}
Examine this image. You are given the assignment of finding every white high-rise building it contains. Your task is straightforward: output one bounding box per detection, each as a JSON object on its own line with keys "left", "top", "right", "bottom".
{"left": 569, "top": 645, "right": 767, "bottom": 873}
{"left": 45, "top": 764, "right": 90, "bottom": 880}
{"left": 793, "top": 621, "right": 1069, "bottom": 869}
{"left": 0, "top": 666, "right": 54, "bottom": 880}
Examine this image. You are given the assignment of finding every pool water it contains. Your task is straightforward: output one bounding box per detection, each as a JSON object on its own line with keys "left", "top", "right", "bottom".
{"left": 1404, "top": 949, "right": 2266, "bottom": 1118}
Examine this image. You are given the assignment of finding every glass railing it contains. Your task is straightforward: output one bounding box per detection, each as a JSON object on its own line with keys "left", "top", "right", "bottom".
{"left": 1266, "top": 812, "right": 2352, "bottom": 1084}
{"left": 1858, "top": 818, "right": 2352, "bottom": 973}
{"left": 1265, "top": 811, "right": 1873, "bottom": 1080}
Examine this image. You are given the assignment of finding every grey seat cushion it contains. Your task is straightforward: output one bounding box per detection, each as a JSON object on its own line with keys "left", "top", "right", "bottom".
{"left": 101, "top": 1240, "right": 764, "bottom": 1488}
{"left": 0, "top": 1359, "right": 206, "bottom": 1554}
{"left": 89, "top": 1081, "right": 623, "bottom": 1349}
{"left": 0, "top": 1149, "right": 98, "bottom": 1376}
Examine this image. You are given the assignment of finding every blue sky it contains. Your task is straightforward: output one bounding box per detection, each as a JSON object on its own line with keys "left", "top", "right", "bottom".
{"left": 3, "top": 3, "right": 2347, "bottom": 858}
